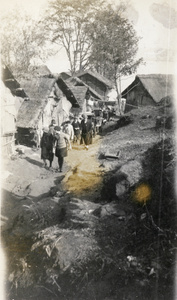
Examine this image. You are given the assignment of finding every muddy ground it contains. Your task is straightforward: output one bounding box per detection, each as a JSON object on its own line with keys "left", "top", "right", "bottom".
{"left": 1, "top": 105, "right": 177, "bottom": 300}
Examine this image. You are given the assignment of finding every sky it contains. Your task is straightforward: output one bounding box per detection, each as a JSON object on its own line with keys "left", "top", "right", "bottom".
{"left": 0, "top": 0, "right": 177, "bottom": 89}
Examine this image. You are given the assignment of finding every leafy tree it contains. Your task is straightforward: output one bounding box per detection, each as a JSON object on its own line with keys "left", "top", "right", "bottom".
{"left": 0, "top": 9, "right": 53, "bottom": 77}
{"left": 43, "top": 0, "right": 105, "bottom": 75}
{"left": 88, "top": 4, "right": 143, "bottom": 104}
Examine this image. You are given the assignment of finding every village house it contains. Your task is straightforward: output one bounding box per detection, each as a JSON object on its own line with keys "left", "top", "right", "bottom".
{"left": 1, "top": 82, "right": 18, "bottom": 156}
{"left": 16, "top": 72, "right": 79, "bottom": 146}
{"left": 63, "top": 70, "right": 118, "bottom": 116}
{"left": 121, "top": 74, "right": 175, "bottom": 112}
{"left": 66, "top": 76, "right": 103, "bottom": 102}
{"left": 76, "top": 70, "right": 114, "bottom": 101}
{"left": 1, "top": 64, "right": 24, "bottom": 156}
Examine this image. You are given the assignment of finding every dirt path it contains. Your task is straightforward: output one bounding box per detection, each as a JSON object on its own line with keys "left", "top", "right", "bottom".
{"left": 1, "top": 134, "right": 104, "bottom": 228}
{"left": 64, "top": 135, "right": 104, "bottom": 199}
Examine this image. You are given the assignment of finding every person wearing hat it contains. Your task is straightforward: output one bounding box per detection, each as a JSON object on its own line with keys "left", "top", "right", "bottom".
{"left": 40, "top": 127, "right": 49, "bottom": 167}
{"left": 54, "top": 126, "right": 71, "bottom": 172}
{"left": 80, "top": 114, "right": 93, "bottom": 150}
{"left": 72, "top": 116, "right": 81, "bottom": 145}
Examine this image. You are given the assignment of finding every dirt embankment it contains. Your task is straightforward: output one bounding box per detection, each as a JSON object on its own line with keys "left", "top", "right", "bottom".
{"left": 1, "top": 105, "right": 176, "bottom": 300}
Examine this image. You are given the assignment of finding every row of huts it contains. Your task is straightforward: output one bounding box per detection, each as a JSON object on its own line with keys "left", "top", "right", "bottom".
{"left": 1, "top": 62, "right": 175, "bottom": 155}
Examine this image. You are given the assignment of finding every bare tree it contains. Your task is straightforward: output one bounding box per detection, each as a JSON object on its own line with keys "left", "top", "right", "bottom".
{"left": 43, "top": 0, "right": 105, "bottom": 75}
{"left": 0, "top": 9, "right": 53, "bottom": 77}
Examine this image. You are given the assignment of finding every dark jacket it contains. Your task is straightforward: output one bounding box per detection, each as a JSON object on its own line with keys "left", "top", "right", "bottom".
{"left": 81, "top": 119, "right": 92, "bottom": 134}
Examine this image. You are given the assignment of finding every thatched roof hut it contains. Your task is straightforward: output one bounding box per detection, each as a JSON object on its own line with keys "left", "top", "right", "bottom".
{"left": 66, "top": 76, "right": 103, "bottom": 100}
{"left": 76, "top": 70, "right": 113, "bottom": 89}
{"left": 16, "top": 77, "right": 56, "bottom": 128}
{"left": 121, "top": 74, "right": 175, "bottom": 111}
{"left": 75, "top": 70, "right": 114, "bottom": 100}
{"left": 16, "top": 76, "right": 79, "bottom": 129}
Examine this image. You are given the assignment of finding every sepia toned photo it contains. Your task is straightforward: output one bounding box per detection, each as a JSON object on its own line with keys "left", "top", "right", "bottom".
{"left": 1, "top": 0, "right": 177, "bottom": 299}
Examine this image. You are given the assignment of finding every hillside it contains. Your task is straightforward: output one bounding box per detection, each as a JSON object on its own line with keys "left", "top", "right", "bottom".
{"left": 1, "top": 104, "right": 176, "bottom": 300}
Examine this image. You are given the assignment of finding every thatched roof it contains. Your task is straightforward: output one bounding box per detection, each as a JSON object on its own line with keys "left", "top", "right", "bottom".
{"left": 16, "top": 77, "right": 56, "bottom": 128}
{"left": 76, "top": 70, "right": 114, "bottom": 89}
{"left": 67, "top": 85, "right": 88, "bottom": 109}
{"left": 56, "top": 77, "right": 80, "bottom": 107}
{"left": 122, "top": 74, "right": 174, "bottom": 103}
{"left": 66, "top": 76, "right": 103, "bottom": 100}
{"left": 19, "top": 77, "right": 56, "bottom": 101}
{"left": 60, "top": 71, "right": 72, "bottom": 80}
{"left": 2, "top": 64, "right": 20, "bottom": 91}
{"left": 16, "top": 75, "right": 81, "bottom": 128}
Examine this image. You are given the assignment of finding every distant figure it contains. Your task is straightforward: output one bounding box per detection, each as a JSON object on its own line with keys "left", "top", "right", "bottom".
{"left": 40, "top": 127, "right": 49, "bottom": 167}
{"left": 47, "top": 125, "right": 56, "bottom": 169}
{"left": 63, "top": 120, "right": 74, "bottom": 142}
{"left": 33, "top": 126, "right": 41, "bottom": 148}
{"left": 50, "top": 119, "right": 56, "bottom": 127}
{"left": 54, "top": 126, "right": 71, "bottom": 172}
{"left": 72, "top": 116, "right": 81, "bottom": 144}
{"left": 80, "top": 114, "right": 93, "bottom": 150}
{"left": 120, "top": 98, "right": 126, "bottom": 115}
{"left": 103, "top": 106, "right": 109, "bottom": 121}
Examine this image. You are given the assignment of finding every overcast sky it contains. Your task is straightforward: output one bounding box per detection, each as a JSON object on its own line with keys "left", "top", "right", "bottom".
{"left": 0, "top": 0, "right": 177, "bottom": 85}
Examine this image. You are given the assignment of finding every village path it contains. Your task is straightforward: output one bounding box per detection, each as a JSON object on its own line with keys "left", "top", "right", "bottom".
{"left": 64, "top": 135, "right": 104, "bottom": 199}
{"left": 1, "top": 134, "right": 105, "bottom": 229}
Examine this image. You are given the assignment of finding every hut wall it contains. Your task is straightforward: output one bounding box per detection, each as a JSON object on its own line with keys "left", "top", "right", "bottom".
{"left": 70, "top": 107, "right": 82, "bottom": 116}
{"left": 17, "top": 127, "right": 36, "bottom": 146}
{"left": 142, "top": 95, "right": 155, "bottom": 106}
{"left": 1, "top": 83, "right": 17, "bottom": 155}
{"left": 79, "top": 74, "right": 107, "bottom": 97}
{"left": 55, "top": 96, "right": 72, "bottom": 125}
{"left": 1, "top": 110, "right": 16, "bottom": 135}
{"left": 1, "top": 133, "right": 16, "bottom": 157}
{"left": 42, "top": 98, "right": 54, "bottom": 126}
{"left": 125, "top": 90, "right": 138, "bottom": 112}
{"left": 125, "top": 86, "right": 155, "bottom": 112}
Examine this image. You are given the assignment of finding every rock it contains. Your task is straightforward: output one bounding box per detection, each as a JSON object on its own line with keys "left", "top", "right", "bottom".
{"left": 115, "top": 116, "right": 133, "bottom": 129}
{"left": 119, "top": 160, "right": 143, "bottom": 187}
{"left": 116, "top": 179, "right": 129, "bottom": 197}
{"left": 165, "top": 115, "right": 173, "bottom": 129}
{"left": 16, "top": 147, "right": 25, "bottom": 154}
{"left": 100, "top": 202, "right": 126, "bottom": 218}
{"left": 141, "top": 114, "right": 151, "bottom": 119}
{"left": 156, "top": 116, "right": 165, "bottom": 128}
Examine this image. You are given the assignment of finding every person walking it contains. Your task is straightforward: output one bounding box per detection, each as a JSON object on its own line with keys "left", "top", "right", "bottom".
{"left": 54, "top": 126, "right": 71, "bottom": 172}
{"left": 63, "top": 120, "right": 74, "bottom": 142}
{"left": 40, "top": 127, "right": 49, "bottom": 167}
{"left": 72, "top": 116, "right": 81, "bottom": 144}
{"left": 80, "top": 114, "right": 93, "bottom": 150}
{"left": 33, "top": 126, "right": 41, "bottom": 149}
{"left": 47, "top": 125, "right": 56, "bottom": 169}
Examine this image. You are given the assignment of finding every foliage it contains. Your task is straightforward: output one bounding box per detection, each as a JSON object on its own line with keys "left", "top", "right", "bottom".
{"left": 43, "top": 0, "right": 106, "bottom": 75}
{"left": 0, "top": 9, "right": 54, "bottom": 77}
{"left": 87, "top": 4, "right": 143, "bottom": 99}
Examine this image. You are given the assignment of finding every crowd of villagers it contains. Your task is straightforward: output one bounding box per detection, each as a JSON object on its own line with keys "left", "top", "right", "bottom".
{"left": 37, "top": 114, "right": 94, "bottom": 172}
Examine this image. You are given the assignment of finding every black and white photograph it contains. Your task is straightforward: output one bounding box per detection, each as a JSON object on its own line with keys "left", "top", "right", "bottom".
{"left": 1, "top": 0, "right": 177, "bottom": 299}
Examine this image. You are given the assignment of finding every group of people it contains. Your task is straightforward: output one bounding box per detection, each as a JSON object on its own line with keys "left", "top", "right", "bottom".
{"left": 40, "top": 114, "right": 93, "bottom": 172}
